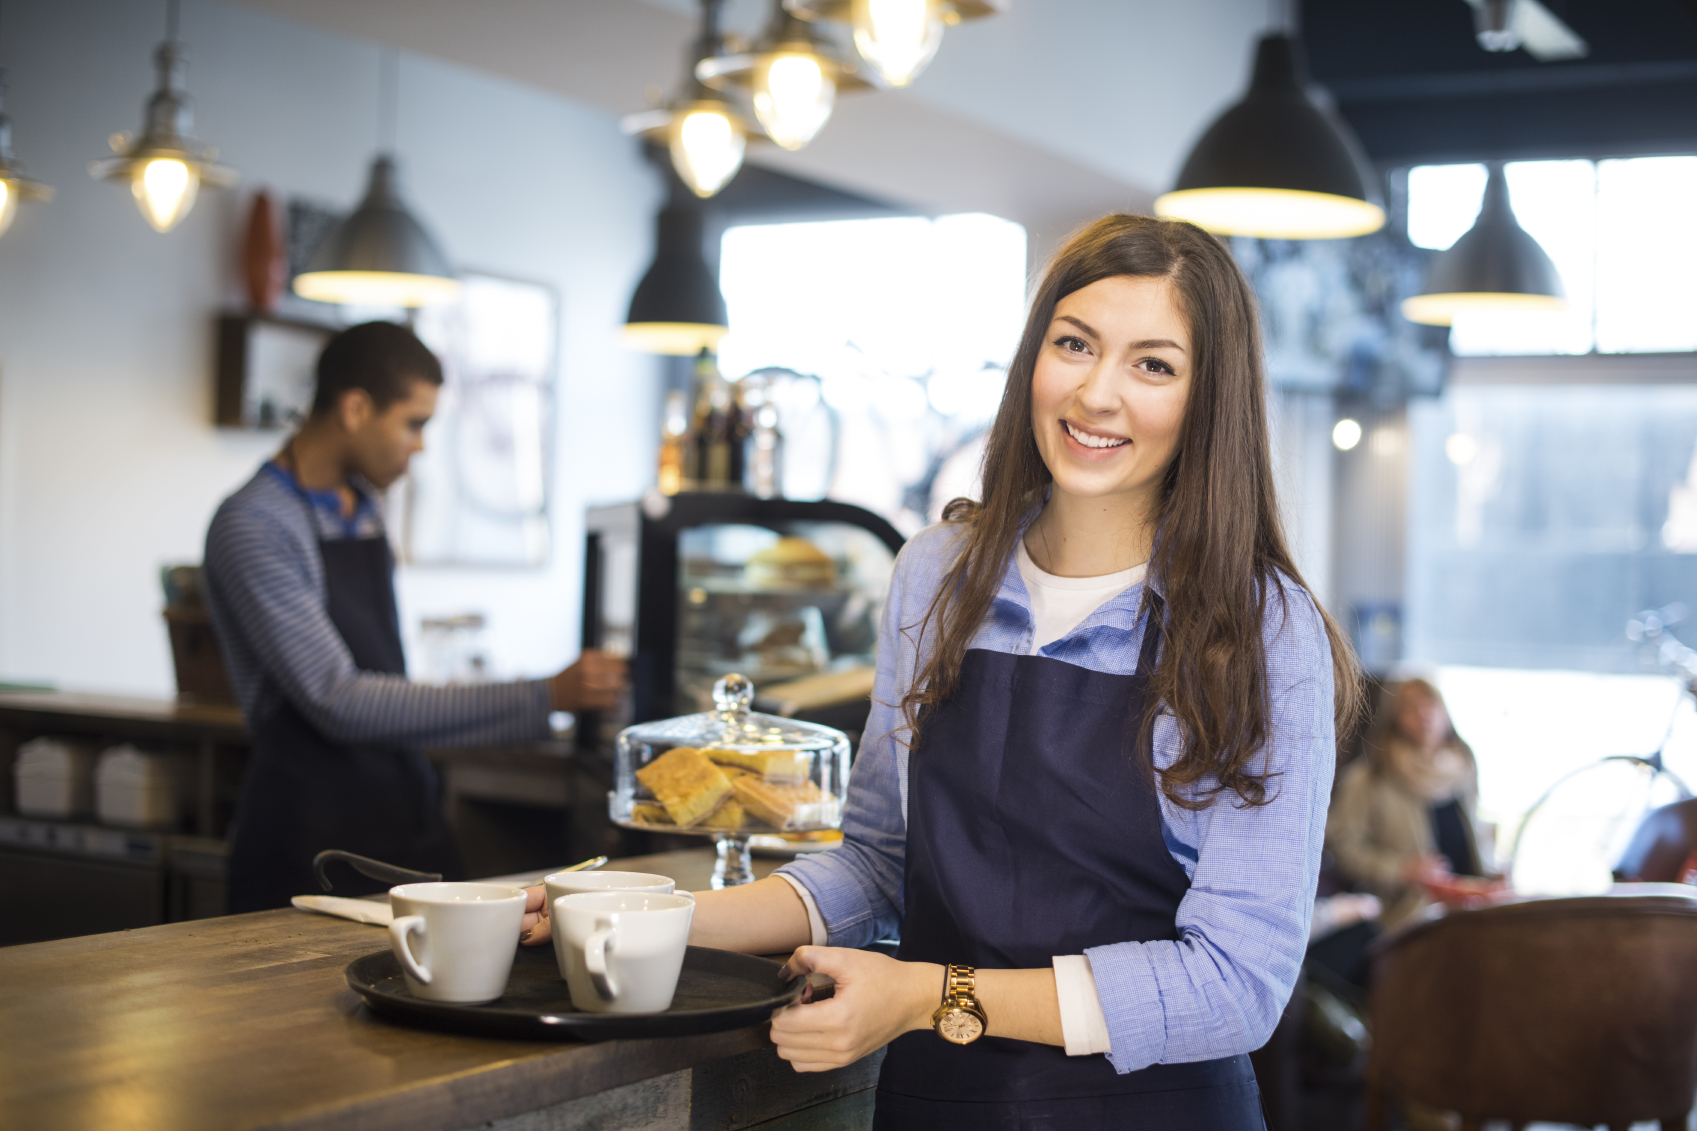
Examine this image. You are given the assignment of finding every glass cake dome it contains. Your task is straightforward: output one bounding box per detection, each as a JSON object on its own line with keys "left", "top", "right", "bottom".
{"left": 610, "top": 673, "right": 851, "bottom": 887}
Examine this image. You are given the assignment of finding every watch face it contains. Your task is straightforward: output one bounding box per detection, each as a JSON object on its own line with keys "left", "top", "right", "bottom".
{"left": 937, "top": 1007, "right": 984, "bottom": 1045}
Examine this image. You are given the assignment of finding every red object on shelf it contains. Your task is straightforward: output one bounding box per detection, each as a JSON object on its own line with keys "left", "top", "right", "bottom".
{"left": 242, "top": 189, "right": 286, "bottom": 312}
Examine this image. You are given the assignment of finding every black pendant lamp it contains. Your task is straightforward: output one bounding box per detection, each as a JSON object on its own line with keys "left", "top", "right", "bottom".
{"left": 1156, "top": 34, "right": 1384, "bottom": 240}
{"left": 292, "top": 51, "right": 459, "bottom": 308}
{"left": 1401, "top": 162, "right": 1564, "bottom": 326}
{"left": 623, "top": 168, "right": 729, "bottom": 355}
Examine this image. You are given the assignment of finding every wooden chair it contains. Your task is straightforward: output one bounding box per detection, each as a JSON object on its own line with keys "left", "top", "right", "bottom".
{"left": 1365, "top": 891, "right": 1697, "bottom": 1131}
{"left": 1616, "top": 797, "right": 1697, "bottom": 883}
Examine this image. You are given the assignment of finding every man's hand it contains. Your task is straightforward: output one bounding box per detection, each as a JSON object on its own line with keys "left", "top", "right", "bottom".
{"left": 770, "top": 947, "right": 941, "bottom": 1072}
{"left": 548, "top": 649, "right": 627, "bottom": 713}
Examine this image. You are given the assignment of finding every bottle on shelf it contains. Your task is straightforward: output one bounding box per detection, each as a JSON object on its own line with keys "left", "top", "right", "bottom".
{"left": 657, "top": 390, "right": 688, "bottom": 496}
{"left": 745, "top": 402, "right": 783, "bottom": 499}
{"left": 688, "top": 349, "right": 742, "bottom": 490}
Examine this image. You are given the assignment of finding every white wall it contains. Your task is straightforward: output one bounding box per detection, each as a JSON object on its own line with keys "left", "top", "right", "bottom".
{"left": 0, "top": 0, "right": 662, "bottom": 694}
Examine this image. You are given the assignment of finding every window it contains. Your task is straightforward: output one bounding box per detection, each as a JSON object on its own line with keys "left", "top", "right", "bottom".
{"left": 718, "top": 214, "right": 1026, "bottom": 531}
{"left": 1405, "top": 156, "right": 1697, "bottom": 357}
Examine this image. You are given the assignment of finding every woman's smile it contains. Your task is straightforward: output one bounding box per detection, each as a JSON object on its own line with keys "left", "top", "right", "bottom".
{"left": 1061, "top": 419, "right": 1131, "bottom": 454}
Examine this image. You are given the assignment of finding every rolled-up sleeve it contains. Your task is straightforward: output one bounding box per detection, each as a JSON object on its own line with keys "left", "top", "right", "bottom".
{"left": 1085, "top": 581, "right": 1336, "bottom": 1073}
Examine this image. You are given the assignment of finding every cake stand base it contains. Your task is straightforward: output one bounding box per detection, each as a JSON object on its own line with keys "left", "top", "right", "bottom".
{"left": 712, "top": 834, "right": 756, "bottom": 888}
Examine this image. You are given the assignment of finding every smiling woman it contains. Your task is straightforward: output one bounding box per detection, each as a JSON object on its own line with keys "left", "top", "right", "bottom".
{"left": 586, "top": 214, "right": 1362, "bottom": 1130}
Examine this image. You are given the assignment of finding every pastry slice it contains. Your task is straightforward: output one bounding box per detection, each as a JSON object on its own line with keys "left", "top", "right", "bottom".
{"left": 699, "top": 796, "right": 746, "bottom": 832}
{"left": 630, "top": 802, "right": 674, "bottom": 826}
{"left": 635, "top": 747, "right": 733, "bottom": 827}
{"left": 705, "top": 747, "right": 811, "bottom": 783}
{"left": 732, "top": 776, "right": 825, "bottom": 830}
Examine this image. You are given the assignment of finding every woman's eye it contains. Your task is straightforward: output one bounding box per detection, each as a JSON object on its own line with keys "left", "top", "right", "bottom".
{"left": 1052, "top": 335, "right": 1088, "bottom": 353}
{"left": 1140, "top": 358, "right": 1175, "bottom": 376}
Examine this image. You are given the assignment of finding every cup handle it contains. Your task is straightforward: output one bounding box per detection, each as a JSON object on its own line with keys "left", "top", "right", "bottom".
{"left": 584, "top": 921, "right": 618, "bottom": 1001}
{"left": 389, "top": 914, "right": 431, "bottom": 986}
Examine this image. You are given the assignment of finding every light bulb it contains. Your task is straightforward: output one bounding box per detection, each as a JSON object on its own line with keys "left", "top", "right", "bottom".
{"left": 670, "top": 107, "right": 745, "bottom": 198}
{"left": 1332, "top": 418, "right": 1362, "bottom": 451}
{"left": 853, "top": 0, "right": 944, "bottom": 87}
{"left": 753, "top": 53, "right": 836, "bottom": 151}
{"left": 0, "top": 180, "right": 16, "bottom": 239}
{"left": 130, "top": 156, "right": 198, "bottom": 233}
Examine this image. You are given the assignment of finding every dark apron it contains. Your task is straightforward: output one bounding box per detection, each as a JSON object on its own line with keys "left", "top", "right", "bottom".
{"left": 876, "top": 607, "right": 1264, "bottom": 1130}
{"left": 227, "top": 531, "right": 461, "bottom": 913}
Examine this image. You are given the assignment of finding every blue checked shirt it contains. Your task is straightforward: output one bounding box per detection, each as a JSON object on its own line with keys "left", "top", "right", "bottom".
{"left": 775, "top": 521, "right": 1337, "bottom": 1073}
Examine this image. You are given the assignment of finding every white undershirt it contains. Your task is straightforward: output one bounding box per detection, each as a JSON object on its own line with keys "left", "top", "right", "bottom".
{"left": 776, "top": 541, "right": 1146, "bottom": 1058}
{"left": 1015, "top": 538, "right": 1148, "bottom": 655}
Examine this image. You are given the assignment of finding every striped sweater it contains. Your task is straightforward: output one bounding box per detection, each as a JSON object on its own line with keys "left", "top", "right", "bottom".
{"left": 202, "top": 464, "right": 552, "bottom": 748}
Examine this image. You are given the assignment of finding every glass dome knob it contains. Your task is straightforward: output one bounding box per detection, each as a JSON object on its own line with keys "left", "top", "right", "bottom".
{"left": 713, "top": 673, "right": 755, "bottom": 717}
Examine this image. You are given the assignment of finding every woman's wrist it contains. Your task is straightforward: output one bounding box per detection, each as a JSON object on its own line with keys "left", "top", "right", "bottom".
{"left": 903, "top": 961, "right": 945, "bottom": 1033}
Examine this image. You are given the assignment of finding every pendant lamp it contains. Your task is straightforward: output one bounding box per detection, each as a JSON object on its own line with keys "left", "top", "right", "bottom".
{"left": 292, "top": 53, "right": 460, "bottom": 308}
{"left": 623, "top": 166, "right": 729, "bottom": 356}
{"left": 1400, "top": 163, "right": 1564, "bottom": 326}
{"left": 0, "top": 71, "right": 52, "bottom": 239}
{"left": 89, "top": 0, "right": 235, "bottom": 234}
{"left": 1155, "top": 34, "right": 1384, "bottom": 240}
{"left": 623, "top": 0, "right": 760, "bottom": 199}
{"left": 784, "top": 0, "right": 1006, "bottom": 89}
{"left": 697, "top": 2, "right": 869, "bottom": 151}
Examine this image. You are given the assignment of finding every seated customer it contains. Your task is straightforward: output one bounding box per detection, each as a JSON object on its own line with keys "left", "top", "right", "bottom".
{"left": 1326, "top": 678, "right": 1502, "bottom": 933}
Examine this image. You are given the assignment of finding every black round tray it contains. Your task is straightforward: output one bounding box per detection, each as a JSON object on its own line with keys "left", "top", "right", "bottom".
{"left": 345, "top": 943, "right": 804, "bottom": 1041}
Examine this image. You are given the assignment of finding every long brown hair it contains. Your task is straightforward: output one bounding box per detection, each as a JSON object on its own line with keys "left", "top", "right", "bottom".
{"left": 900, "top": 214, "right": 1361, "bottom": 809}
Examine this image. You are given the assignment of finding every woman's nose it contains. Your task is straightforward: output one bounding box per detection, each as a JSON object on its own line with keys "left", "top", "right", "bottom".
{"left": 1076, "top": 362, "right": 1120, "bottom": 415}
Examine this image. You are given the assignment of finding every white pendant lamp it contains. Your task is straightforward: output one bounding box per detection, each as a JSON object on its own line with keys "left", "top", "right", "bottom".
{"left": 0, "top": 70, "right": 53, "bottom": 239}
{"left": 89, "top": 0, "right": 235, "bottom": 233}
{"left": 1401, "top": 162, "right": 1564, "bottom": 326}
{"left": 292, "top": 52, "right": 460, "bottom": 308}
{"left": 1155, "top": 34, "right": 1384, "bottom": 240}
{"left": 785, "top": 0, "right": 1006, "bottom": 89}
{"left": 697, "top": 2, "right": 869, "bottom": 152}
{"left": 623, "top": 0, "right": 761, "bottom": 199}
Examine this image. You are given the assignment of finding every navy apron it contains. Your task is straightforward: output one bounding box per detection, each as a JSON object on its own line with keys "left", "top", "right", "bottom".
{"left": 227, "top": 508, "right": 462, "bottom": 913}
{"left": 875, "top": 604, "right": 1264, "bottom": 1129}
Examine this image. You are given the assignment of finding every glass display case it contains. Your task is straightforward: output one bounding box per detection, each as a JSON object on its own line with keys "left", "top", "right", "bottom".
{"left": 609, "top": 674, "right": 852, "bottom": 887}
{"left": 580, "top": 492, "right": 905, "bottom": 744}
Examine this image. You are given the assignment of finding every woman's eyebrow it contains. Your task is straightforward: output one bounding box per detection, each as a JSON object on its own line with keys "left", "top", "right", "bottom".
{"left": 1131, "top": 338, "right": 1187, "bottom": 353}
{"left": 1056, "top": 315, "right": 1099, "bottom": 338}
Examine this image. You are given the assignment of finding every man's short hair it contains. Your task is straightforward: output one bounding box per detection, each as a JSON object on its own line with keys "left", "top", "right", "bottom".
{"left": 311, "top": 321, "right": 444, "bottom": 417}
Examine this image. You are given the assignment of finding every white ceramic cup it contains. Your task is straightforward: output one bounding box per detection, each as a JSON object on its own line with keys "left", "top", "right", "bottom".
{"left": 552, "top": 890, "right": 695, "bottom": 1013}
{"left": 387, "top": 881, "right": 527, "bottom": 1004}
{"left": 543, "top": 868, "right": 676, "bottom": 906}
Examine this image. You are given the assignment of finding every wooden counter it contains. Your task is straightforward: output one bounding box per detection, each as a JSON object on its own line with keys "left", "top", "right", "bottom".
{"left": 0, "top": 847, "right": 877, "bottom": 1131}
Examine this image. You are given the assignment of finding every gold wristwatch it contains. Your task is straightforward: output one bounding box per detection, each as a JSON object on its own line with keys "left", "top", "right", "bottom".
{"left": 931, "top": 964, "right": 988, "bottom": 1045}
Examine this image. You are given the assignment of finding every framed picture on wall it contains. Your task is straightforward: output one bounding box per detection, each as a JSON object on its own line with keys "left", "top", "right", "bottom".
{"left": 214, "top": 314, "right": 335, "bottom": 430}
{"left": 394, "top": 272, "right": 558, "bottom": 568}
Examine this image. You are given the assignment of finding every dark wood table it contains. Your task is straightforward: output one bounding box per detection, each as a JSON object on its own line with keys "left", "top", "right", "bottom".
{"left": 0, "top": 848, "right": 879, "bottom": 1131}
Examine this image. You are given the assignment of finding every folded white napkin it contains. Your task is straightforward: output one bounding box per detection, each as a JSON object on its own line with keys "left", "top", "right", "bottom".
{"left": 291, "top": 894, "right": 393, "bottom": 926}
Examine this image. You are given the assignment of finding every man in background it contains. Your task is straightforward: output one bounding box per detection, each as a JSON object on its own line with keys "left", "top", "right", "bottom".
{"left": 205, "top": 321, "right": 623, "bottom": 911}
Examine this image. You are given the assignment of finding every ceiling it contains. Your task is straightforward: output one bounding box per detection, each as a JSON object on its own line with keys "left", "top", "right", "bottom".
{"left": 220, "top": 0, "right": 1270, "bottom": 255}
{"left": 1305, "top": 0, "right": 1697, "bottom": 164}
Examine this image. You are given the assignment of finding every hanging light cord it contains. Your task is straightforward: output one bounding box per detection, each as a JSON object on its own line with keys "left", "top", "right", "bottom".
{"left": 378, "top": 48, "right": 398, "bottom": 154}
{"left": 166, "top": 0, "right": 180, "bottom": 43}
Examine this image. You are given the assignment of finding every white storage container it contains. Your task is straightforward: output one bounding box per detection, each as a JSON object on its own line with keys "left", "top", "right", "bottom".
{"left": 14, "top": 737, "right": 98, "bottom": 818}
{"left": 94, "top": 745, "right": 179, "bottom": 829}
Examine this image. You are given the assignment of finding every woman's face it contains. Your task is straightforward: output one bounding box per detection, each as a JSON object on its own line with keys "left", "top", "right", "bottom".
{"left": 1030, "top": 275, "right": 1192, "bottom": 511}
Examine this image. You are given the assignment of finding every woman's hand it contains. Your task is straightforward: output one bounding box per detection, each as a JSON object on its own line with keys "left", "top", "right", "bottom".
{"left": 519, "top": 885, "right": 552, "bottom": 946}
{"left": 771, "top": 947, "right": 941, "bottom": 1072}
